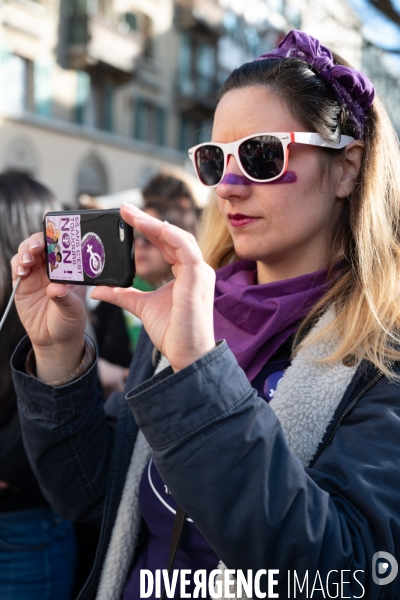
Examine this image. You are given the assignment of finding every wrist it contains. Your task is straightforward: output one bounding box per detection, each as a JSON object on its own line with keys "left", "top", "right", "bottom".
{"left": 30, "top": 339, "right": 87, "bottom": 384}
{"left": 171, "top": 340, "right": 217, "bottom": 373}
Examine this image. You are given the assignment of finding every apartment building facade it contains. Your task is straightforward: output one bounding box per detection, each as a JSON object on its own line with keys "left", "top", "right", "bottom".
{"left": 0, "top": 0, "right": 398, "bottom": 206}
{"left": 0, "top": 0, "right": 291, "bottom": 204}
{"left": 0, "top": 0, "right": 186, "bottom": 203}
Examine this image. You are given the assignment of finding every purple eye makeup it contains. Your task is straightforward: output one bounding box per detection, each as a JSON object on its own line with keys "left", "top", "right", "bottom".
{"left": 220, "top": 171, "right": 297, "bottom": 186}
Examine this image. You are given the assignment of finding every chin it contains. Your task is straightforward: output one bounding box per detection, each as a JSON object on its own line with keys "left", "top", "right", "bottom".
{"left": 234, "top": 245, "right": 267, "bottom": 263}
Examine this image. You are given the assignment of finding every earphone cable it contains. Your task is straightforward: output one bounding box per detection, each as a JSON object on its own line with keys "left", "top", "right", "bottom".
{"left": 0, "top": 277, "right": 21, "bottom": 332}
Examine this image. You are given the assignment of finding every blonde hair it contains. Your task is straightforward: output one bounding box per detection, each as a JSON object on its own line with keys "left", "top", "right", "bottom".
{"left": 198, "top": 87, "right": 400, "bottom": 379}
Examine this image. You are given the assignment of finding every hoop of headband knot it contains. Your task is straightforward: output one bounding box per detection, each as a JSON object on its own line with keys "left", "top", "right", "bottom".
{"left": 255, "top": 30, "right": 375, "bottom": 141}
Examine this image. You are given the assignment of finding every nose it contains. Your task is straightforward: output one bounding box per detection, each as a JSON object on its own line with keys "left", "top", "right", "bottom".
{"left": 216, "top": 155, "right": 252, "bottom": 200}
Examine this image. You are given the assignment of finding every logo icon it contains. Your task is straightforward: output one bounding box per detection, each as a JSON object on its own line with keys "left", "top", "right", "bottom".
{"left": 372, "top": 551, "right": 398, "bottom": 585}
{"left": 62, "top": 233, "right": 70, "bottom": 247}
{"left": 263, "top": 371, "right": 284, "bottom": 401}
{"left": 81, "top": 232, "right": 105, "bottom": 278}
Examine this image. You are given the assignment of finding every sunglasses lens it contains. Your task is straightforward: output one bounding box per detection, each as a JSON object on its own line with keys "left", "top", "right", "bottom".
{"left": 195, "top": 145, "right": 224, "bottom": 186}
{"left": 239, "top": 136, "right": 285, "bottom": 181}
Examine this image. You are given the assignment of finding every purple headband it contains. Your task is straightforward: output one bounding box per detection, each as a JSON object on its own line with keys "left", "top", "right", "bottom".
{"left": 255, "top": 30, "right": 375, "bottom": 140}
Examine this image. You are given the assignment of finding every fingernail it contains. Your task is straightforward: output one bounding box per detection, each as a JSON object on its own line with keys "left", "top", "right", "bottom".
{"left": 17, "top": 266, "right": 27, "bottom": 276}
{"left": 22, "top": 252, "right": 33, "bottom": 264}
{"left": 135, "top": 212, "right": 151, "bottom": 221}
{"left": 56, "top": 290, "right": 69, "bottom": 299}
{"left": 122, "top": 202, "right": 139, "bottom": 211}
{"left": 30, "top": 240, "right": 42, "bottom": 249}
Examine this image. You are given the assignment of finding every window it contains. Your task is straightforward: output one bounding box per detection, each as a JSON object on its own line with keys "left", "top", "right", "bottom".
{"left": 244, "top": 27, "right": 263, "bottom": 58}
{"left": 75, "top": 71, "right": 91, "bottom": 125}
{"left": 197, "top": 42, "right": 216, "bottom": 96}
{"left": 178, "top": 34, "right": 217, "bottom": 99}
{"left": 104, "top": 84, "right": 113, "bottom": 132}
{"left": 285, "top": 0, "right": 302, "bottom": 29}
{"left": 70, "top": 0, "right": 89, "bottom": 14}
{"left": 269, "top": 0, "right": 284, "bottom": 14}
{"left": 179, "top": 115, "right": 211, "bottom": 152}
{"left": 34, "top": 57, "right": 53, "bottom": 117}
{"left": 134, "top": 98, "right": 166, "bottom": 146}
{"left": 178, "top": 33, "right": 192, "bottom": 95}
{"left": 0, "top": 52, "right": 54, "bottom": 117}
{"left": 222, "top": 11, "right": 263, "bottom": 58}
{"left": 75, "top": 71, "right": 114, "bottom": 131}
{"left": 124, "top": 12, "right": 138, "bottom": 30}
{"left": 223, "top": 10, "right": 241, "bottom": 41}
{"left": 0, "top": 53, "right": 34, "bottom": 113}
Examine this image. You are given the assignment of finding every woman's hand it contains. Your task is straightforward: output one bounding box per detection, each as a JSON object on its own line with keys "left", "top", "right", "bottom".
{"left": 11, "top": 235, "right": 87, "bottom": 382}
{"left": 91, "top": 204, "right": 216, "bottom": 372}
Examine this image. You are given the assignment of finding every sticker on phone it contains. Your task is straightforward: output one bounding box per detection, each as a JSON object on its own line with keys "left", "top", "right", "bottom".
{"left": 45, "top": 215, "right": 84, "bottom": 282}
{"left": 81, "top": 232, "right": 105, "bottom": 278}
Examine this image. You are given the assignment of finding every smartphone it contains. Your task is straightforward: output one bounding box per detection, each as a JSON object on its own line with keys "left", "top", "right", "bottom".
{"left": 43, "top": 209, "right": 134, "bottom": 287}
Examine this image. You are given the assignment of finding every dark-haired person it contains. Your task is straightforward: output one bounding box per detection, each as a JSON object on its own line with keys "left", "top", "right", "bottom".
{"left": 11, "top": 31, "right": 400, "bottom": 599}
{"left": 48, "top": 250, "right": 62, "bottom": 271}
{"left": 0, "top": 172, "right": 76, "bottom": 599}
{"left": 142, "top": 172, "right": 197, "bottom": 212}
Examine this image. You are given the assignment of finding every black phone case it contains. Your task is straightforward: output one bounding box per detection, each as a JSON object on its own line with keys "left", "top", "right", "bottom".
{"left": 43, "top": 209, "right": 134, "bottom": 287}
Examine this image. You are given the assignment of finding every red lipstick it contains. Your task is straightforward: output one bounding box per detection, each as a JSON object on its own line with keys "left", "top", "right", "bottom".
{"left": 228, "top": 213, "right": 260, "bottom": 228}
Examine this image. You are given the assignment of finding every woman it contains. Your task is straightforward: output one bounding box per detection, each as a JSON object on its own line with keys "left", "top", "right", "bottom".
{"left": 0, "top": 173, "right": 77, "bottom": 599}
{"left": 10, "top": 31, "right": 400, "bottom": 599}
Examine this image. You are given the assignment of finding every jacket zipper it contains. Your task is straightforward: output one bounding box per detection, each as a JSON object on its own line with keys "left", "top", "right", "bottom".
{"left": 324, "top": 372, "right": 384, "bottom": 448}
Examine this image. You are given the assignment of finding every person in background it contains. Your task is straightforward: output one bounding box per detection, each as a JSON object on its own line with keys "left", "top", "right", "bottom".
{"left": 142, "top": 172, "right": 199, "bottom": 213}
{"left": 92, "top": 185, "right": 199, "bottom": 398}
{"left": 0, "top": 172, "right": 77, "bottom": 600}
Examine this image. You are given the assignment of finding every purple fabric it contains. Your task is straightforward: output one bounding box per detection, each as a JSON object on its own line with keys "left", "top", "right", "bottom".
{"left": 255, "top": 30, "right": 375, "bottom": 140}
{"left": 213, "top": 260, "right": 329, "bottom": 381}
{"left": 221, "top": 171, "right": 297, "bottom": 185}
{"left": 48, "top": 252, "right": 56, "bottom": 268}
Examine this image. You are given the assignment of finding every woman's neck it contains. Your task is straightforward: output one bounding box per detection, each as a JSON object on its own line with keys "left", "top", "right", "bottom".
{"left": 256, "top": 257, "right": 327, "bottom": 284}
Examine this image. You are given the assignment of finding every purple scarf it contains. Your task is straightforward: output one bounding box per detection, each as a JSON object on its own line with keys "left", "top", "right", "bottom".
{"left": 213, "top": 260, "right": 329, "bottom": 381}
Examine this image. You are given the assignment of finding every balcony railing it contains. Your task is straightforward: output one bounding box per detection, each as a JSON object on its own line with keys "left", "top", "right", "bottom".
{"left": 66, "top": 14, "right": 145, "bottom": 82}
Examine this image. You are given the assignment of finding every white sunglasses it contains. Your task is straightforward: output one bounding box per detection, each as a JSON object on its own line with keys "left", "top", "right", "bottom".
{"left": 188, "top": 132, "right": 355, "bottom": 187}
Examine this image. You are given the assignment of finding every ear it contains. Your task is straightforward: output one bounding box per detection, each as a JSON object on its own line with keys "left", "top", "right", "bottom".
{"left": 335, "top": 141, "right": 364, "bottom": 199}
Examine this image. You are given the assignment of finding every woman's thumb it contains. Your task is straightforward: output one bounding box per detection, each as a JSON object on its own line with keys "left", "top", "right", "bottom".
{"left": 90, "top": 286, "right": 143, "bottom": 318}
